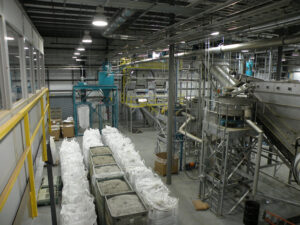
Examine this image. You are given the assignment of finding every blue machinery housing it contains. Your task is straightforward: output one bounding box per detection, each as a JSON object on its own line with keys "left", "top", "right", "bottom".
{"left": 72, "top": 85, "right": 118, "bottom": 136}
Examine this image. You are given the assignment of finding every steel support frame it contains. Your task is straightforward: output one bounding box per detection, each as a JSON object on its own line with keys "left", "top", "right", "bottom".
{"left": 200, "top": 128, "right": 256, "bottom": 216}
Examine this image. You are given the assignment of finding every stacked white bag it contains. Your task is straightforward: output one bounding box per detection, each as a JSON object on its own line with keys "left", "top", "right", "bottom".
{"left": 82, "top": 128, "right": 104, "bottom": 168}
{"left": 60, "top": 139, "right": 97, "bottom": 225}
{"left": 102, "top": 126, "right": 178, "bottom": 225}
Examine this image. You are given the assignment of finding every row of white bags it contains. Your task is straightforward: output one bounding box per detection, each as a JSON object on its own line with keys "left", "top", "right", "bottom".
{"left": 82, "top": 128, "right": 103, "bottom": 168}
{"left": 60, "top": 139, "right": 97, "bottom": 225}
{"left": 101, "top": 126, "right": 178, "bottom": 225}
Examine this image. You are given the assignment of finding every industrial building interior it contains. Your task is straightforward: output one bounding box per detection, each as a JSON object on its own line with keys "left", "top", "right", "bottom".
{"left": 1, "top": 0, "right": 300, "bottom": 225}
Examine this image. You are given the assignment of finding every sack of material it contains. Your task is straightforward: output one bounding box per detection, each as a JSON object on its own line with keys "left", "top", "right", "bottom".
{"left": 77, "top": 105, "right": 90, "bottom": 129}
{"left": 60, "top": 139, "right": 97, "bottom": 225}
{"left": 102, "top": 126, "right": 178, "bottom": 225}
{"left": 82, "top": 129, "right": 103, "bottom": 168}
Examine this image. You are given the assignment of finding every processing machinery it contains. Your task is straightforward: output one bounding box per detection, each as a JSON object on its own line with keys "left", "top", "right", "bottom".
{"left": 73, "top": 62, "right": 118, "bottom": 135}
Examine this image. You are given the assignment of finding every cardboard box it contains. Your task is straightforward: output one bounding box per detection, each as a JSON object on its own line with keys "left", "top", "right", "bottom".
{"left": 154, "top": 152, "right": 178, "bottom": 176}
{"left": 62, "top": 124, "right": 75, "bottom": 138}
{"left": 50, "top": 108, "right": 62, "bottom": 120}
{"left": 51, "top": 119, "right": 62, "bottom": 126}
{"left": 50, "top": 125, "right": 60, "bottom": 141}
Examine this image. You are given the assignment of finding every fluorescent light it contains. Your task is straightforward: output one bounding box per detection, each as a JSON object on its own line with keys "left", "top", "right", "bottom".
{"left": 24, "top": 47, "right": 29, "bottom": 50}
{"left": 77, "top": 45, "right": 85, "bottom": 51}
{"left": 118, "top": 52, "right": 123, "bottom": 55}
{"left": 180, "top": 41, "right": 186, "bottom": 43}
{"left": 5, "top": 36, "right": 14, "bottom": 41}
{"left": 82, "top": 30, "right": 92, "bottom": 43}
{"left": 72, "top": 56, "right": 77, "bottom": 59}
{"left": 34, "top": 59, "right": 37, "bottom": 61}
{"left": 92, "top": 7, "right": 108, "bottom": 27}
{"left": 82, "top": 39, "right": 92, "bottom": 43}
{"left": 92, "top": 20, "right": 108, "bottom": 27}
{"left": 33, "top": 51, "right": 37, "bottom": 55}
{"left": 74, "top": 52, "right": 80, "bottom": 55}
{"left": 138, "top": 98, "right": 147, "bottom": 103}
{"left": 76, "top": 58, "right": 86, "bottom": 61}
{"left": 210, "top": 31, "right": 219, "bottom": 36}
{"left": 241, "top": 50, "right": 249, "bottom": 53}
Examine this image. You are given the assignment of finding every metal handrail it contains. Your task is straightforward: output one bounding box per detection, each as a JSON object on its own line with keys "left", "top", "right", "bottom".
{"left": 0, "top": 88, "right": 51, "bottom": 218}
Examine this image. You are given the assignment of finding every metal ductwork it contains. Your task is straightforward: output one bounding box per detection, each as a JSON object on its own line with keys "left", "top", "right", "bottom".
{"left": 210, "top": 65, "right": 238, "bottom": 88}
{"left": 103, "top": 9, "right": 135, "bottom": 37}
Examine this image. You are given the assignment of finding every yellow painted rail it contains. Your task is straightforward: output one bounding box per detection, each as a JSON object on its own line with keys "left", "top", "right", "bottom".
{"left": 0, "top": 88, "right": 51, "bottom": 218}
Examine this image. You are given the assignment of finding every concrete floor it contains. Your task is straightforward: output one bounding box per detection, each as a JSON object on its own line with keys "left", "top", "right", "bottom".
{"left": 27, "top": 123, "right": 300, "bottom": 225}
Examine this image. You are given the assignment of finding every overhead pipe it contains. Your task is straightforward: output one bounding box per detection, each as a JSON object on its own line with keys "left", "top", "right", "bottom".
{"left": 209, "top": 65, "right": 238, "bottom": 88}
{"left": 103, "top": 9, "right": 135, "bottom": 37}
{"left": 178, "top": 112, "right": 203, "bottom": 143}
{"left": 246, "top": 120, "right": 263, "bottom": 198}
{"left": 121, "top": 34, "right": 300, "bottom": 66}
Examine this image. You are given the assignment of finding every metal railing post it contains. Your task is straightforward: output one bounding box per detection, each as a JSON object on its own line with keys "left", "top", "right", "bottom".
{"left": 40, "top": 96, "right": 47, "bottom": 161}
{"left": 24, "top": 113, "right": 38, "bottom": 218}
{"left": 47, "top": 90, "right": 52, "bottom": 133}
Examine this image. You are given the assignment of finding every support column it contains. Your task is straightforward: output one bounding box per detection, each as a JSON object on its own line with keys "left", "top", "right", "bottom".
{"left": 276, "top": 46, "right": 283, "bottom": 81}
{"left": 166, "top": 43, "right": 175, "bottom": 185}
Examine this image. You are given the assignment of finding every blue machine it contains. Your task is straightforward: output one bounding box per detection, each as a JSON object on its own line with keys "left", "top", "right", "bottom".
{"left": 73, "top": 62, "right": 118, "bottom": 136}
{"left": 246, "top": 59, "right": 254, "bottom": 76}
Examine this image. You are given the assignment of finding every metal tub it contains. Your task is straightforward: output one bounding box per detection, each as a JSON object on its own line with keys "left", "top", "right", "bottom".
{"left": 95, "top": 176, "right": 134, "bottom": 225}
{"left": 105, "top": 192, "right": 148, "bottom": 225}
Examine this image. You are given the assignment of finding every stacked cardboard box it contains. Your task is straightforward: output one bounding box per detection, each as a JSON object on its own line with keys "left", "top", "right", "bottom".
{"left": 61, "top": 120, "right": 75, "bottom": 138}
{"left": 50, "top": 119, "right": 61, "bottom": 141}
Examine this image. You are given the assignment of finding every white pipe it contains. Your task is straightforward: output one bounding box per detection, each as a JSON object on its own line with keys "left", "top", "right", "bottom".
{"left": 179, "top": 112, "right": 203, "bottom": 143}
{"left": 246, "top": 119, "right": 263, "bottom": 197}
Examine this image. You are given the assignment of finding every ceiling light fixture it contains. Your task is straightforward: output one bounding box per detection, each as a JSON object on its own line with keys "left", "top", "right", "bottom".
{"left": 74, "top": 52, "right": 80, "bottom": 55}
{"left": 241, "top": 50, "right": 249, "bottom": 53}
{"left": 77, "top": 45, "right": 85, "bottom": 51}
{"left": 72, "top": 56, "right": 77, "bottom": 59}
{"left": 82, "top": 31, "right": 92, "bottom": 43}
{"left": 92, "top": 7, "right": 108, "bottom": 27}
{"left": 24, "top": 46, "right": 29, "bottom": 50}
{"left": 5, "top": 36, "right": 14, "bottom": 41}
{"left": 210, "top": 31, "right": 220, "bottom": 36}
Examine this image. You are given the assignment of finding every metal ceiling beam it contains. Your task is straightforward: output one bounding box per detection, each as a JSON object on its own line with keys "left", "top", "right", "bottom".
{"left": 24, "top": 6, "right": 113, "bottom": 16}
{"left": 29, "top": 13, "right": 93, "bottom": 21}
{"left": 22, "top": 0, "right": 96, "bottom": 10}
{"left": 31, "top": 18, "right": 92, "bottom": 25}
{"left": 45, "top": 0, "right": 202, "bottom": 16}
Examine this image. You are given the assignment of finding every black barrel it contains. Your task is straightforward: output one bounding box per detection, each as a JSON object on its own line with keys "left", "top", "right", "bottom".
{"left": 243, "top": 200, "right": 260, "bottom": 225}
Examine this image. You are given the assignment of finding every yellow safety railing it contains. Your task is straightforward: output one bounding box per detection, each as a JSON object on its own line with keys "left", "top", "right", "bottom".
{"left": 0, "top": 88, "right": 51, "bottom": 218}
